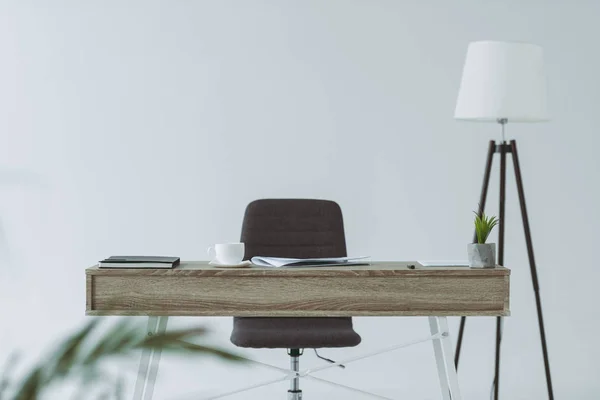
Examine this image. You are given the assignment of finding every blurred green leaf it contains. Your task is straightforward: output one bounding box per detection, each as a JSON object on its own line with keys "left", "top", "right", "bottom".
{"left": 3, "top": 318, "right": 242, "bottom": 400}
{"left": 0, "top": 353, "right": 19, "bottom": 400}
{"left": 164, "top": 340, "right": 246, "bottom": 362}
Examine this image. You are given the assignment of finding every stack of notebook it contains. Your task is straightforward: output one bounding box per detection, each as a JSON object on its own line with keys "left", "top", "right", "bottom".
{"left": 99, "top": 256, "right": 180, "bottom": 269}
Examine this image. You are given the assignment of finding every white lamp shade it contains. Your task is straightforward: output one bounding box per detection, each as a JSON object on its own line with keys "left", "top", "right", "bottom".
{"left": 454, "top": 41, "right": 549, "bottom": 122}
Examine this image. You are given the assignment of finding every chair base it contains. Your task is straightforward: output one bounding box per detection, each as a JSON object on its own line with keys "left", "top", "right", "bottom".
{"left": 288, "top": 348, "right": 302, "bottom": 400}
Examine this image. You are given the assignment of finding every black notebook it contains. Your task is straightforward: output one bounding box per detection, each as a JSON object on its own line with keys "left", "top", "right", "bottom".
{"left": 99, "top": 256, "right": 180, "bottom": 269}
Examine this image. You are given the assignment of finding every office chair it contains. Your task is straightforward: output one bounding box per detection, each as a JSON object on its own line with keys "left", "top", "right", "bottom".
{"left": 230, "top": 199, "right": 361, "bottom": 399}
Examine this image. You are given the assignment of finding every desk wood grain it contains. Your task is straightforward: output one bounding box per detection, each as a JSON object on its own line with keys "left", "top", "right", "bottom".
{"left": 86, "top": 261, "right": 510, "bottom": 317}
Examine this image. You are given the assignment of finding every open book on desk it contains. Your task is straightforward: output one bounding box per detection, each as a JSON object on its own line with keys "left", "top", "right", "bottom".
{"left": 250, "top": 256, "right": 370, "bottom": 268}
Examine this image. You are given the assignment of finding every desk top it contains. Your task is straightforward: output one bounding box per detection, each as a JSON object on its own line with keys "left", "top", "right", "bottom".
{"left": 86, "top": 261, "right": 510, "bottom": 317}
{"left": 86, "top": 261, "right": 510, "bottom": 276}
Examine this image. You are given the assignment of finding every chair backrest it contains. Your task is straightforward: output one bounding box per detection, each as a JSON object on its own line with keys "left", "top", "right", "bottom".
{"left": 241, "top": 199, "right": 347, "bottom": 260}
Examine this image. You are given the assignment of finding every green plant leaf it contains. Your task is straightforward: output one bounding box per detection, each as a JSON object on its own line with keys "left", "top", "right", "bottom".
{"left": 81, "top": 319, "right": 138, "bottom": 367}
{"left": 12, "top": 367, "right": 44, "bottom": 400}
{"left": 139, "top": 327, "right": 209, "bottom": 348}
{"left": 5, "top": 318, "right": 242, "bottom": 400}
{"left": 0, "top": 352, "right": 19, "bottom": 400}
{"left": 473, "top": 209, "right": 498, "bottom": 244}
{"left": 162, "top": 340, "right": 247, "bottom": 363}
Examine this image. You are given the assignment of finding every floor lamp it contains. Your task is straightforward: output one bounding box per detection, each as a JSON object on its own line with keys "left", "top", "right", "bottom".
{"left": 453, "top": 41, "right": 554, "bottom": 400}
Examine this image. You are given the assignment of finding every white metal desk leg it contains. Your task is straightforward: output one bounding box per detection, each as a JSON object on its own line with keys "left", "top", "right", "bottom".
{"left": 429, "top": 317, "right": 451, "bottom": 400}
{"left": 429, "top": 317, "right": 462, "bottom": 400}
{"left": 133, "top": 316, "right": 169, "bottom": 400}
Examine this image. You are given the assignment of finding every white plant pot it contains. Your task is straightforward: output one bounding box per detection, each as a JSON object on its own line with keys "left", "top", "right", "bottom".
{"left": 467, "top": 243, "right": 496, "bottom": 268}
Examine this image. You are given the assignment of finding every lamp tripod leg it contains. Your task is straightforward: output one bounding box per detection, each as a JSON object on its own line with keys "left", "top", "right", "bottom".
{"left": 455, "top": 140, "right": 496, "bottom": 368}
{"left": 492, "top": 140, "right": 508, "bottom": 400}
{"left": 454, "top": 317, "right": 466, "bottom": 368}
{"left": 510, "top": 140, "right": 554, "bottom": 400}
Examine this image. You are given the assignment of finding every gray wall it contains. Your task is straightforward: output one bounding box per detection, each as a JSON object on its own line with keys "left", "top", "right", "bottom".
{"left": 1, "top": 1, "right": 598, "bottom": 399}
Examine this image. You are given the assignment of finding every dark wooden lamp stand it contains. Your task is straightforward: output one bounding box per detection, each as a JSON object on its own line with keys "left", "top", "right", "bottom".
{"left": 454, "top": 120, "right": 555, "bottom": 400}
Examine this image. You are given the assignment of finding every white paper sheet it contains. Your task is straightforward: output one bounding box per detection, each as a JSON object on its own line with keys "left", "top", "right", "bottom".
{"left": 250, "top": 256, "right": 370, "bottom": 268}
{"left": 418, "top": 260, "right": 469, "bottom": 267}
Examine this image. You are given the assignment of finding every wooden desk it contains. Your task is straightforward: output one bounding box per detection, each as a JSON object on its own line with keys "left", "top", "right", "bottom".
{"left": 86, "top": 261, "right": 509, "bottom": 317}
{"left": 85, "top": 261, "right": 510, "bottom": 400}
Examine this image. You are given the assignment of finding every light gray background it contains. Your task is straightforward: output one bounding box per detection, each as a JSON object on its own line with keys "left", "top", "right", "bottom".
{"left": 1, "top": 1, "right": 598, "bottom": 399}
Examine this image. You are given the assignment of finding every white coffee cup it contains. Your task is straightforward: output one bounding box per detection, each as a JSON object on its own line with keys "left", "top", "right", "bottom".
{"left": 207, "top": 242, "right": 245, "bottom": 265}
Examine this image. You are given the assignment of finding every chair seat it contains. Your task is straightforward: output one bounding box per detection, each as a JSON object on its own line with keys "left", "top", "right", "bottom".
{"left": 231, "top": 317, "right": 361, "bottom": 349}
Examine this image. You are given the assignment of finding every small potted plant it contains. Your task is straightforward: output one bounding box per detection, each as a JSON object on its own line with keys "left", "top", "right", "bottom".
{"left": 468, "top": 209, "right": 499, "bottom": 268}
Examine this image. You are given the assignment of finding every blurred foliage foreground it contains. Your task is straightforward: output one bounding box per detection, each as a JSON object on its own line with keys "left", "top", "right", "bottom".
{"left": 0, "top": 318, "right": 245, "bottom": 400}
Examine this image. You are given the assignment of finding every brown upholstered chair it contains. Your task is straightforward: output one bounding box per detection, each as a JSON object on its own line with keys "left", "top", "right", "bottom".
{"left": 230, "top": 199, "right": 361, "bottom": 399}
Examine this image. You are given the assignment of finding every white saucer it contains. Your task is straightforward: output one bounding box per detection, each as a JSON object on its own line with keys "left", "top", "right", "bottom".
{"left": 208, "top": 260, "right": 252, "bottom": 268}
